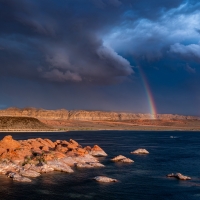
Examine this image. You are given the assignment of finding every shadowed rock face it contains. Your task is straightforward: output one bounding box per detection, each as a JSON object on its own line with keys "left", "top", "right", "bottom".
{"left": 167, "top": 173, "right": 191, "bottom": 180}
{"left": 0, "top": 135, "right": 107, "bottom": 182}
{"left": 0, "top": 107, "right": 199, "bottom": 121}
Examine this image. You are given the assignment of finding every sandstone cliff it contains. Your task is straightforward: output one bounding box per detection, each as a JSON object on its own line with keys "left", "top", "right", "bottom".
{"left": 0, "top": 107, "right": 198, "bottom": 121}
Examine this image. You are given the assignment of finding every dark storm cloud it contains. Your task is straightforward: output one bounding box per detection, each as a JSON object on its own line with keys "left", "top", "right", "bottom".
{"left": 0, "top": 0, "right": 195, "bottom": 84}
{"left": 0, "top": 0, "right": 135, "bottom": 84}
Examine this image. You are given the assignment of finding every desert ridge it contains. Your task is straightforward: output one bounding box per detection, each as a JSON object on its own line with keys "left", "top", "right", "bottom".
{"left": 0, "top": 107, "right": 199, "bottom": 121}
{"left": 0, "top": 116, "right": 54, "bottom": 131}
{"left": 0, "top": 107, "right": 200, "bottom": 131}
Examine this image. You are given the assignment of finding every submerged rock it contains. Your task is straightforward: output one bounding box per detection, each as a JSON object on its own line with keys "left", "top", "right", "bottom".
{"left": 7, "top": 172, "right": 32, "bottom": 182}
{"left": 167, "top": 173, "right": 191, "bottom": 180}
{"left": 76, "top": 162, "right": 105, "bottom": 168}
{"left": 93, "top": 176, "right": 118, "bottom": 183}
{"left": 131, "top": 149, "right": 149, "bottom": 154}
{"left": 20, "top": 169, "right": 41, "bottom": 177}
{"left": 111, "top": 155, "right": 134, "bottom": 163}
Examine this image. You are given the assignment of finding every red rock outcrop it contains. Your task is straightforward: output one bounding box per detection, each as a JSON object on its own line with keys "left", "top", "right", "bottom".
{"left": 0, "top": 135, "right": 107, "bottom": 182}
{"left": 90, "top": 145, "right": 107, "bottom": 156}
{"left": 111, "top": 155, "right": 134, "bottom": 163}
{"left": 0, "top": 135, "right": 21, "bottom": 150}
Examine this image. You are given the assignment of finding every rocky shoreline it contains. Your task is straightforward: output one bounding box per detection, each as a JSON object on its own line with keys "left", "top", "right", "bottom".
{"left": 0, "top": 135, "right": 193, "bottom": 184}
{"left": 0, "top": 135, "right": 108, "bottom": 182}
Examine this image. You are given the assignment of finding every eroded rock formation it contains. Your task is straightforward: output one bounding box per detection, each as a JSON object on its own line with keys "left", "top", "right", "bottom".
{"left": 0, "top": 135, "right": 107, "bottom": 182}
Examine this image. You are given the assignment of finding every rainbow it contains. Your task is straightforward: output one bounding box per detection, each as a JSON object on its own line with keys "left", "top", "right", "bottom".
{"left": 139, "top": 67, "right": 157, "bottom": 119}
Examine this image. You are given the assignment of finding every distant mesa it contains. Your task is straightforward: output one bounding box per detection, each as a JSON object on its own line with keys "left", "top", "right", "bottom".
{"left": 0, "top": 116, "right": 53, "bottom": 131}
{"left": 0, "top": 107, "right": 200, "bottom": 131}
{"left": 0, "top": 107, "right": 199, "bottom": 121}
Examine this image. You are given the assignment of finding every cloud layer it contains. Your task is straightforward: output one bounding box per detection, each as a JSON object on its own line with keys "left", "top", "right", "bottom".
{"left": 1, "top": 0, "right": 200, "bottom": 115}
{"left": 2, "top": 0, "right": 200, "bottom": 84}
{"left": 105, "top": 1, "right": 200, "bottom": 62}
{"left": 0, "top": 0, "right": 136, "bottom": 84}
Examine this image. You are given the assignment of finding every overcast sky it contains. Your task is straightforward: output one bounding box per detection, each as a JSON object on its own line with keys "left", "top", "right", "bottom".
{"left": 0, "top": 0, "right": 200, "bottom": 116}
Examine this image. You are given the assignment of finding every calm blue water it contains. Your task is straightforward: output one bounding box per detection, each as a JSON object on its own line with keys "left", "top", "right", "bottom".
{"left": 0, "top": 131, "right": 200, "bottom": 200}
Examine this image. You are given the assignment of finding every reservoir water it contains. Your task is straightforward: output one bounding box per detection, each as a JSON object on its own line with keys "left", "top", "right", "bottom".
{"left": 0, "top": 131, "right": 200, "bottom": 200}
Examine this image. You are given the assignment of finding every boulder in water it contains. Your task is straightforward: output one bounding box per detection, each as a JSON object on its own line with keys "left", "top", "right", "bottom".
{"left": 111, "top": 155, "right": 134, "bottom": 163}
{"left": 76, "top": 162, "right": 104, "bottom": 168}
{"left": 20, "top": 169, "right": 41, "bottom": 177}
{"left": 131, "top": 149, "right": 149, "bottom": 154}
{"left": 90, "top": 145, "right": 107, "bottom": 157}
{"left": 7, "top": 172, "right": 32, "bottom": 182}
{"left": 167, "top": 173, "right": 191, "bottom": 180}
{"left": 93, "top": 176, "right": 118, "bottom": 183}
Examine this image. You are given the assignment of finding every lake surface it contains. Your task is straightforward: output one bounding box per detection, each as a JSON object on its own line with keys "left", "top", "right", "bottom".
{"left": 0, "top": 131, "right": 200, "bottom": 200}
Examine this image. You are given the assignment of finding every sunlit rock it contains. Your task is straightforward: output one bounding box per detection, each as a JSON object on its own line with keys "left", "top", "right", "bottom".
{"left": 111, "top": 155, "right": 134, "bottom": 163}
{"left": 131, "top": 148, "right": 149, "bottom": 154}
{"left": 0, "top": 135, "right": 21, "bottom": 150}
{"left": 93, "top": 176, "right": 118, "bottom": 183}
{"left": 76, "top": 162, "right": 104, "bottom": 168}
{"left": 0, "top": 135, "right": 106, "bottom": 183}
{"left": 90, "top": 145, "right": 107, "bottom": 157}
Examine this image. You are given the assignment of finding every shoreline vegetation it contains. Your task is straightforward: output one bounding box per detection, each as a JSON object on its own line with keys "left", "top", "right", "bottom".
{"left": 0, "top": 107, "right": 200, "bottom": 132}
